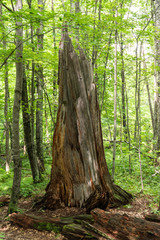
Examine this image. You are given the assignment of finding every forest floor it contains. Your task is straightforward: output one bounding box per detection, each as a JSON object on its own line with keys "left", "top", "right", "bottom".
{"left": 0, "top": 193, "right": 157, "bottom": 240}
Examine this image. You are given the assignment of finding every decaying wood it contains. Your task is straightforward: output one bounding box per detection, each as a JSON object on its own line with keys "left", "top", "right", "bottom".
{"left": 10, "top": 212, "right": 108, "bottom": 239}
{"left": 91, "top": 208, "right": 160, "bottom": 240}
{"left": 35, "top": 29, "right": 132, "bottom": 211}
{"left": 0, "top": 196, "right": 10, "bottom": 207}
{"left": 145, "top": 214, "right": 160, "bottom": 223}
{"left": 10, "top": 209, "right": 160, "bottom": 240}
{"left": 84, "top": 185, "right": 109, "bottom": 213}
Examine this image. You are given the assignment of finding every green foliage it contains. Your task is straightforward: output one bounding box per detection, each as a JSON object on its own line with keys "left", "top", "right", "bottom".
{"left": 0, "top": 0, "right": 159, "bottom": 212}
{"left": 34, "top": 222, "right": 60, "bottom": 233}
{"left": 0, "top": 233, "right": 5, "bottom": 240}
{"left": 0, "top": 155, "right": 51, "bottom": 198}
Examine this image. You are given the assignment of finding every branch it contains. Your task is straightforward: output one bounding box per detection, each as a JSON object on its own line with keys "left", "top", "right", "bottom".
{"left": 1, "top": 2, "right": 13, "bottom": 12}
{"left": 0, "top": 28, "right": 55, "bottom": 70}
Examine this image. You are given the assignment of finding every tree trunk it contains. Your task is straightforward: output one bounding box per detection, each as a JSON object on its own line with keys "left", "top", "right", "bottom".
{"left": 112, "top": 19, "right": 118, "bottom": 180}
{"left": 120, "top": 33, "right": 127, "bottom": 139}
{"left": 22, "top": 67, "right": 41, "bottom": 183}
{"left": 36, "top": 0, "right": 45, "bottom": 172}
{"left": 91, "top": 208, "right": 160, "bottom": 240}
{"left": 27, "top": 0, "right": 37, "bottom": 176}
{"left": 37, "top": 31, "right": 132, "bottom": 211}
{"left": 1, "top": 4, "right": 10, "bottom": 172}
{"left": 10, "top": 209, "right": 160, "bottom": 240}
{"left": 154, "top": 0, "right": 160, "bottom": 163}
{"left": 8, "top": 0, "right": 23, "bottom": 214}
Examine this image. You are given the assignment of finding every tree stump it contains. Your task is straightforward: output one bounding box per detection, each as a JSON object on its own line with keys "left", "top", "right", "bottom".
{"left": 35, "top": 29, "right": 132, "bottom": 211}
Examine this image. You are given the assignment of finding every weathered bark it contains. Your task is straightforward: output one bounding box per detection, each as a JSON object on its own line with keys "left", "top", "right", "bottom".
{"left": 37, "top": 31, "right": 132, "bottom": 211}
{"left": 145, "top": 214, "right": 160, "bottom": 223}
{"left": 10, "top": 210, "right": 160, "bottom": 240}
{"left": 91, "top": 208, "right": 160, "bottom": 240}
{"left": 22, "top": 67, "right": 40, "bottom": 183}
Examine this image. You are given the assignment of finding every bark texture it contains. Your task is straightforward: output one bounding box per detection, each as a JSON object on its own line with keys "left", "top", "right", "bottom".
{"left": 39, "top": 31, "right": 132, "bottom": 210}
{"left": 22, "top": 68, "right": 40, "bottom": 183}
{"left": 154, "top": 0, "right": 160, "bottom": 163}
{"left": 91, "top": 208, "right": 160, "bottom": 240}
{"left": 8, "top": 0, "right": 23, "bottom": 214}
{"left": 10, "top": 209, "right": 160, "bottom": 240}
{"left": 36, "top": 0, "right": 45, "bottom": 172}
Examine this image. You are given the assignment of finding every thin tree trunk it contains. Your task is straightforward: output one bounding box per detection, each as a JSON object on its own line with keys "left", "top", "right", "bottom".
{"left": 92, "top": 0, "right": 98, "bottom": 71}
{"left": 8, "top": 0, "right": 23, "bottom": 214}
{"left": 75, "top": 0, "right": 80, "bottom": 41}
{"left": 154, "top": 0, "right": 160, "bottom": 163}
{"left": 143, "top": 49, "right": 154, "bottom": 131}
{"left": 101, "top": 32, "right": 112, "bottom": 112}
{"left": 134, "top": 38, "right": 139, "bottom": 141}
{"left": 51, "top": 0, "right": 57, "bottom": 127}
{"left": 154, "top": 56, "right": 158, "bottom": 145}
{"left": 112, "top": 18, "right": 118, "bottom": 180}
{"left": 27, "top": 0, "right": 37, "bottom": 179}
{"left": 70, "top": 0, "right": 74, "bottom": 13}
{"left": 120, "top": 33, "right": 127, "bottom": 139}
{"left": 36, "top": 0, "right": 45, "bottom": 171}
{"left": 137, "top": 42, "right": 143, "bottom": 192}
{"left": 22, "top": 66, "right": 40, "bottom": 183}
{"left": 1, "top": 4, "right": 10, "bottom": 172}
{"left": 126, "top": 88, "right": 131, "bottom": 172}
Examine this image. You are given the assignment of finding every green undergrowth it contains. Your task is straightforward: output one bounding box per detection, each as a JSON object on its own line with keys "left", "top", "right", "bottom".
{"left": 0, "top": 233, "right": 5, "bottom": 240}
{"left": 0, "top": 153, "right": 51, "bottom": 198}
{"left": 34, "top": 222, "right": 61, "bottom": 233}
{"left": 0, "top": 146, "right": 159, "bottom": 212}
{"left": 105, "top": 142, "right": 160, "bottom": 210}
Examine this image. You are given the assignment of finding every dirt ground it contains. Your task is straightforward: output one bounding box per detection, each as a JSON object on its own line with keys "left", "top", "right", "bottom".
{"left": 0, "top": 194, "right": 157, "bottom": 240}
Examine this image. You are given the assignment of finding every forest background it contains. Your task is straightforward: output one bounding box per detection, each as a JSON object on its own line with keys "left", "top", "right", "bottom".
{"left": 0, "top": 0, "right": 159, "bottom": 211}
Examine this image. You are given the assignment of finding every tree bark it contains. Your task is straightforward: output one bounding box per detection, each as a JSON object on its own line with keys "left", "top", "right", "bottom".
{"left": 22, "top": 67, "right": 40, "bottom": 183}
{"left": 154, "top": 0, "right": 160, "bottom": 163}
{"left": 1, "top": 4, "right": 10, "bottom": 172}
{"left": 8, "top": 0, "right": 23, "bottom": 214}
{"left": 10, "top": 209, "right": 160, "bottom": 240}
{"left": 36, "top": 31, "right": 132, "bottom": 211}
{"left": 91, "top": 208, "right": 160, "bottom": 240}
{"left": 120, "top": 33, "right": 127, "bottom": 139}
{"left": 112, "top": 18, "right": 118, "bottom": 180}
{"left": 36, "top": 0, "right": 45, "bottom": 172}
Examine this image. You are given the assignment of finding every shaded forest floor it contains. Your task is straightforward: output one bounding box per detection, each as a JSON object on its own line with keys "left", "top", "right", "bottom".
{"left": 0, "top": 193, "right": 158, "bottom": 240}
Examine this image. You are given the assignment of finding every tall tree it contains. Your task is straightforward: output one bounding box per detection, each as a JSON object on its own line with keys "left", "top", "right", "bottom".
{"left": 36, "top": 0, "right": 45, "bottom": 171}
{"left": 26, "top": 0, "right": 37, "bottom": 176}
{"left": 112, "top": 9, "right": 118, "bottom": 180}
{"left": 0, "top": 4, "right": 10, "bottom": 172}
{"left": 154, "top": 0, "right": 160, "bottom": 164}
{"left": 22, "top": 66, "right": 41, "bottom": 183}
{"left": 8, "top": 0, "right": 23, "bottom": 213}
{"left": 36, "top": 31, "right": 132, "bottom": 211}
